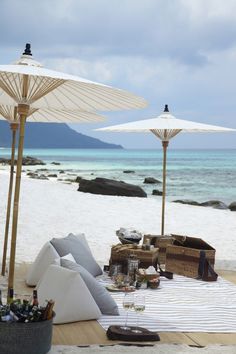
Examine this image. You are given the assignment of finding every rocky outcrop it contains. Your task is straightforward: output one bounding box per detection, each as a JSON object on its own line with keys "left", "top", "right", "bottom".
{"left": 228, "top": 202, "right": 236, "bottom": 211}
{"left": 75, "top": 176, "right": 83, "bottom": 183}
{"left": 123, "top": 170, "right": 135, "bottom": 174}
{"left": 0, "top": 156, "right": 45, "bottom": 166}
{"left": 48, "top": 174, "right": 58, "bottom": 178}
{"left": 152, "top": 189, "right": 163, "bottom": 196}
{"left": 51, "top": 162, "right": 61, "bottom": 165}
{"left": 144, "top": 177, "right": 161, "bottom": 184}
{"left": 173, "top": 199, "right": 201, "bottom": 206}
{"left": 200, "top": 200, "right": 228, "bottom": 210}
{"left": 173, "top": 199, "right": 229, "bottom": 210}
{"left": 78, "top": 177, "right": 147, "bottom": 198}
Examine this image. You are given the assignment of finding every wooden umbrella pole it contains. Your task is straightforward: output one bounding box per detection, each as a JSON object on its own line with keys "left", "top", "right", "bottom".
{"left": 1, "top": 122, "right": 19, "bottom": 276}
{"left": 8, "top": 104, "right": 29, "bottom": 293}
{"left": 161, "top": 140, "right": 169, "bottom": 236}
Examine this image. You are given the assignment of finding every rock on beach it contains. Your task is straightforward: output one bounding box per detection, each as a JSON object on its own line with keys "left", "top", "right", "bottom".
{"left": 78, "top": 177, "right": 147, "bottom": 197}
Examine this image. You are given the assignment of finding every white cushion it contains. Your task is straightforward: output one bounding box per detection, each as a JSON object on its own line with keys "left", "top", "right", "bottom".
{"left": 53, "top": 253, "right": 76, "bottom": 266}
{"left": 26, "top": 242, "right": 60, "bottom": 286}
{"left": 61, "top": 259, "right": 119, "bottom": 315}
{"left": 37, "top": 265, "right": 101, "bottom": 324}
{"left": 50, "top": 233, "right": 102, "bottom": 277}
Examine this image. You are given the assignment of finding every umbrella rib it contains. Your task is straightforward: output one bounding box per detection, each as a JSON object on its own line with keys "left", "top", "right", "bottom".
{"left": 0, "top": 73, "right": 20, "bottom": 102}
{"left": 72, "top": 83, "right": 141, "bottom": 110}
{"left": 29, "top": 78, "right": 65, "bottom": 103}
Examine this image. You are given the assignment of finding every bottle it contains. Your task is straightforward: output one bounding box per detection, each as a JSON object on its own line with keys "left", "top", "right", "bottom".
{"left": 42, "top": 299, "right": 55, "bottom": 320}
{"left": 32, "top": 290, "right": 39, "bottom": 307}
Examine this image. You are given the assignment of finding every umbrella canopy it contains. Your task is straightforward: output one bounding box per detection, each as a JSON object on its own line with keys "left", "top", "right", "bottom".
{"left": 0, "top": 44, "right": 147, "bottom": 112}
{"left": 0, "top": 104, "right": 106, "bottom": 123}
{"left": 96, "top": 105, "right": 236, "bottom": 236}
{"left": 0, "top": 43, "right": 147, "bottom": 293}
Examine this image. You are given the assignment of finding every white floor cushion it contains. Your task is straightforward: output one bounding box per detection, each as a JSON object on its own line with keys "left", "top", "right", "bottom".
{"left": 50, "top": 233, "right": 102, "bottom": 276}
{"left": 37, "top": 265, "right": 101, "bottom": 324}
{"left": 26, "top": 242, "right": 60, "bottom": 286}
{"left": 61, "top": 259, "right": 119, "bottom": 315}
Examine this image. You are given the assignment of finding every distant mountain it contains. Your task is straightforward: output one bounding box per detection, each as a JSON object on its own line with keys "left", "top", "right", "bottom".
{"left": 0, "top": 120, "right": 122, "bottom": 149}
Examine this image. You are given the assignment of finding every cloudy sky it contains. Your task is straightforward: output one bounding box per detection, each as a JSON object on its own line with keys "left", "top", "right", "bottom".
{"left": 1, "top": 0, "right": 236, "bottom": 148}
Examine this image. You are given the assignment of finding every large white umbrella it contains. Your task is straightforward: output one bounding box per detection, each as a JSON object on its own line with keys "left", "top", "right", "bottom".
{"left": 0, "top": 43, "right": 147, "bottom": 292}
{"left": 97, "top": 105, "right": 236, "bottom": 236}
{"left": 0, "top": 106, "right": 106, "bottom": 277}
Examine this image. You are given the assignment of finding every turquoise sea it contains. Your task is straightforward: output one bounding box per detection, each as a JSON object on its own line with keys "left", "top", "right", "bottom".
{"left": 1, "top": 148, "right": 235, "bottom": 204}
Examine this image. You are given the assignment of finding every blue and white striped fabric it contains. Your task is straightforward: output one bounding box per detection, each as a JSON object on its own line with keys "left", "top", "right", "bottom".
{"left": 98, "top": 275, "right": 236, "bottom": 333}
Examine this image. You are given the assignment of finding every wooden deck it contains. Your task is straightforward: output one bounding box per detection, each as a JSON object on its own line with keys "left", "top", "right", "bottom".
{"left": 3, "top": 264, "right": 236, "bottom": 348}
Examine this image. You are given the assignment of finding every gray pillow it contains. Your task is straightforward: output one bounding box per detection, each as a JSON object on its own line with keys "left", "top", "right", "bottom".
{"left": 61, "top": 259, "right": 119, "bottom": 316}
{"left": 50, "top": 233, "right": 102, "bottom": 277}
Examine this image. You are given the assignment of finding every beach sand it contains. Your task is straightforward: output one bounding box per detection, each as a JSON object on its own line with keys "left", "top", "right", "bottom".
{"left": 0, "top": 169, "right": 236, "bottom": 353}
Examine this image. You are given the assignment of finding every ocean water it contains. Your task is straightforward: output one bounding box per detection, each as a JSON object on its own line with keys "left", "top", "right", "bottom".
{"left": 0, "top": 148, "right": 235, "bottom": 204}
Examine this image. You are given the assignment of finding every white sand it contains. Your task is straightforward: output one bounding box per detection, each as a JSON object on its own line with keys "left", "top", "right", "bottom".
{"left": 0, "top": 169, "right": 235, "bottom": 270}
{"left": 1, "top": 169, "right": 236, "bottom": 353}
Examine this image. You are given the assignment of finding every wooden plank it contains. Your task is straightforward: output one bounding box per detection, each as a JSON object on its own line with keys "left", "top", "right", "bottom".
{"left": 52, "top": 321, "right": 196, "bottom": 346}
{"left": 186, "top": 333, "right": 236, "bottom": 346}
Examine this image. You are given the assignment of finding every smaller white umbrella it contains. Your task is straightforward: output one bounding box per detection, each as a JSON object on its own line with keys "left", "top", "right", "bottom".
{"left": 96, "top": 105, "right": 236, "bottom": 235}
{"left": 0, "top": 105, "right": 106, "bottom": 276}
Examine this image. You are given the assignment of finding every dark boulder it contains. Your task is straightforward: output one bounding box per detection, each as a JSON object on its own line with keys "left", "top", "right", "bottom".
{"left": 48, "top": 174, "right": 58, "bottom": 178}
{"left": 173, "top": 199, "right": 201, "bottom": 206}
{"left": 123, "top": 170, "right": 135, "bottom": 174}
{"left": 0, "top": 156, "right": 45, "bottom": 166}
{"left": 229, "top": 202, "right": 236, "bottom": 211}
{"left": 51, "top": 161, "right": 61, "bottom": 165}
{"left": 144, "top": 177, "right": 161, "bottom": 184}
{"left": 75, "top": 176, "right": 83, "bottom": 183}
{"left": 152, "top": 189, "right": 163, "bottom": 196}
{"left": 200, "top": 200, "right": 228, "bottom": 210}
{"left": 78, "top": 177, "right": 147, "bottom": 198}
{"left": 228, "top": 202, "right": 236, "bottom": 211}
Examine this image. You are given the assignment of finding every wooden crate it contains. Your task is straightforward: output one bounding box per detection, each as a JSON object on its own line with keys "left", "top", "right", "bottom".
{"left": 165, "top": 236, "right": 216, "bottom": 278}
{"left": 109, "top": 244, "right": 159, "bottom": 273}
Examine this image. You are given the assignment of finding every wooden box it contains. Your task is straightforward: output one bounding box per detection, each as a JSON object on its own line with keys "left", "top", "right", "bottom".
{"left": 109, "top": 244, "right": 159, "bottom": 273}
{"left": 165, "top": 236, "right": 216, "bottom": 278}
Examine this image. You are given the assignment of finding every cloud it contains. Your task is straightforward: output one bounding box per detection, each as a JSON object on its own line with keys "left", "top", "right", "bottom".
{"left": 0, "top": 0, "right": 236, "bottom": 148}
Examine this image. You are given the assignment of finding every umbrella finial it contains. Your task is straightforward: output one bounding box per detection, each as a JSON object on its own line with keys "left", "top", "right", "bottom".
{"left": 164, "top": 104, "right": 169, "bottom": 112}
{"left": 23, "top": 43, "right": 32, "bottom": 56}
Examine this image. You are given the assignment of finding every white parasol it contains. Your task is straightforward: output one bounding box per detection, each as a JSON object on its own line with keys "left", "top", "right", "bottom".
{"left": 96, "top": 105, "right": 236, "bottom": 236}
{"left": 0, "top": 106, "right": 106, "bottom": 276}
{"left": 0, "top": 43, "right": 147, "bottom": 292}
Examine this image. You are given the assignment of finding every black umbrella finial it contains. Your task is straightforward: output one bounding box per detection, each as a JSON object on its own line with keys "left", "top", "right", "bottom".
{"left": 23, "top": 43, "right": 32, "bottom": 56}
{"left": 164, "top": 104, "right": 169, "bottom": 112}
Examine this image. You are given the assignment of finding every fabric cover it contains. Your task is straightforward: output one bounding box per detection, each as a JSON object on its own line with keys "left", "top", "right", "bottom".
{"left": 61, "top": 259, "right": 119, "bottom": 315}
{"left": 50, "top": 233, "right": 102, "bottom": 276}
{"left": 53, "top": 253, "right": 76, "bottom": 266}
{"left": 37, "top": 265, "right": 101, "bottom": 324}
{"left": 26, "top": 242, "right": 60, "bottom": 286}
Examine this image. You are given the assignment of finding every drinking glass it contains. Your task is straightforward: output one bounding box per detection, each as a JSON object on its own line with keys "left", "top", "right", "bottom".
{"left": 121, "top": 293, "right": 134, "bottom": 330}
{"left": 132, "top": 295, "right": 145, "bottom": 333}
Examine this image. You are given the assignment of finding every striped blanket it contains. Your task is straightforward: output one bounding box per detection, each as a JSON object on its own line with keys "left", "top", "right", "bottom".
{"left": 98, "top": 274, "right": 236, "bottom": 333}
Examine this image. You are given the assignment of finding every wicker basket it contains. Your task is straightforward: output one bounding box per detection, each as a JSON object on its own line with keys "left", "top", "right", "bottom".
{"left": 165, "top": 236, "right": 216, "bottom": 278}
{"left": 0, "top": 316, "right": 53, "bottom": 354}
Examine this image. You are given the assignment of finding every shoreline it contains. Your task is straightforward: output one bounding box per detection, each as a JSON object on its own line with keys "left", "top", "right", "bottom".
{"left": 0, "top": 170, "right": 235, "bottom": 270}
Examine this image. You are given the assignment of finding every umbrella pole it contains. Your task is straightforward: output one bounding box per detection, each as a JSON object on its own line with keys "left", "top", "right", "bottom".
{"left": 1, "top": 123, "right": 18, "bottom": 276}
{"left": 8, "top": 104, "right": 29, "bottom": 293}
{"left": 161, "top": 141, "right": 169, "bottom": 236}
